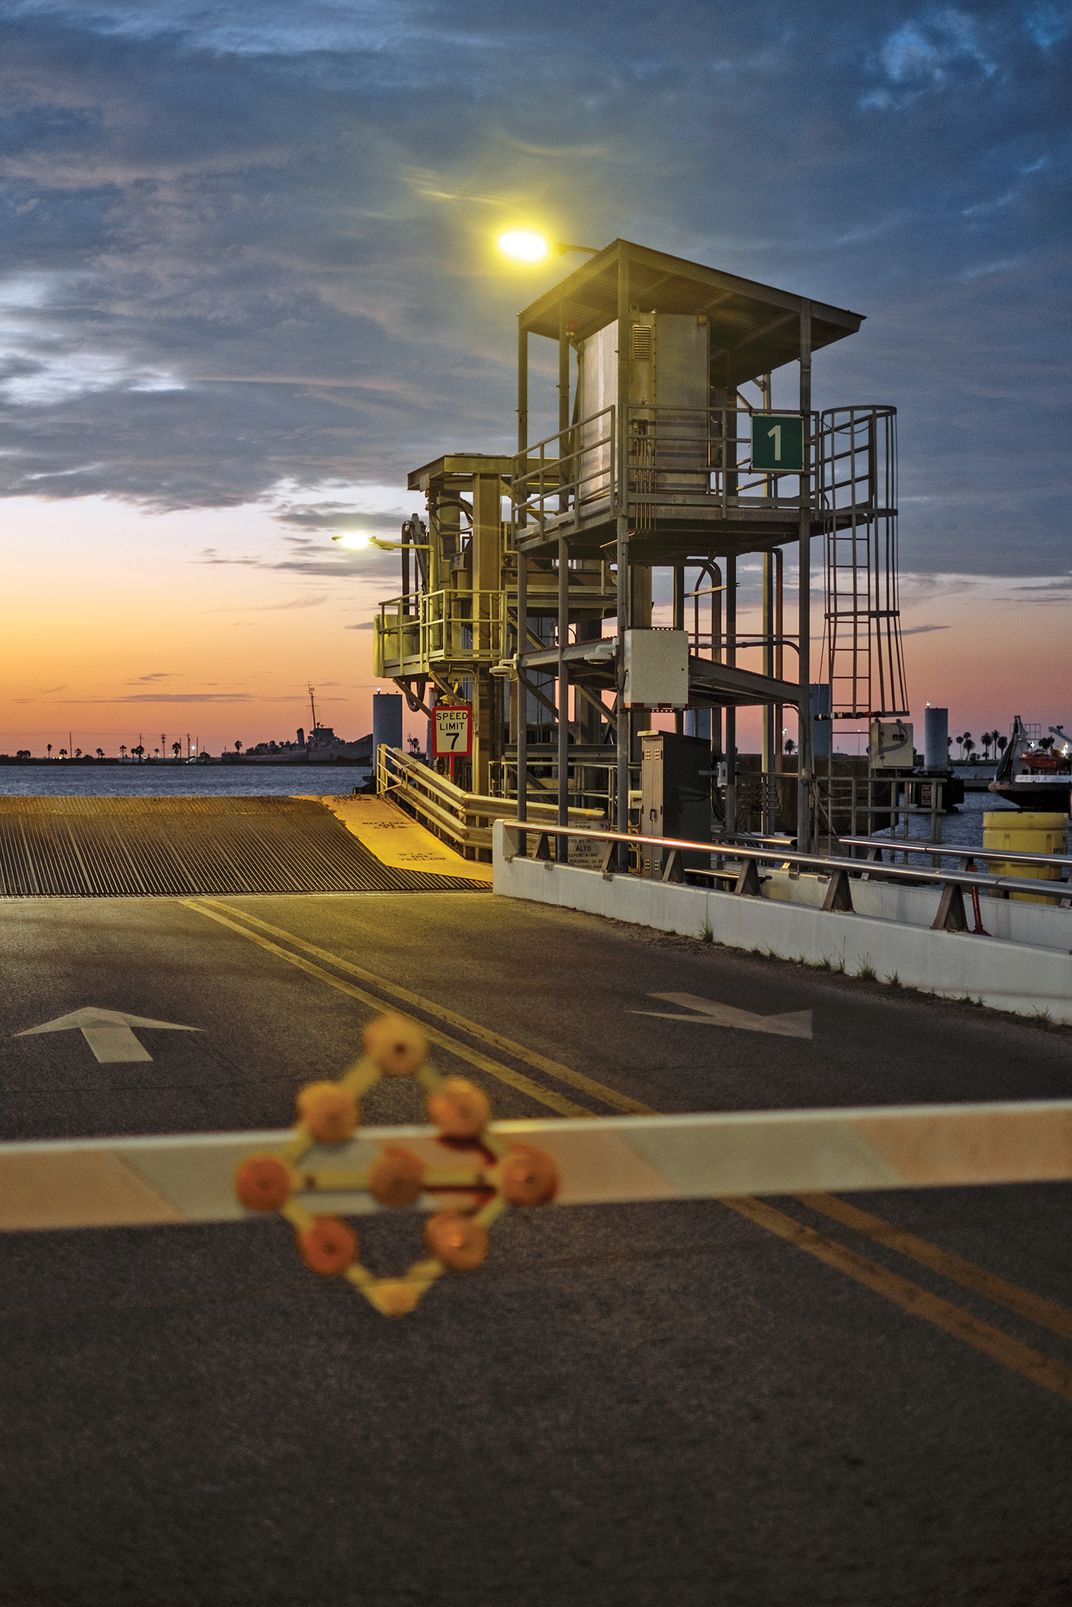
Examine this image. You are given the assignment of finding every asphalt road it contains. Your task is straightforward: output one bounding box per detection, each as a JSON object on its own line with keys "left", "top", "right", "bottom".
{"left": 2, "top": 890, "right": 1071, "bottom": 1606}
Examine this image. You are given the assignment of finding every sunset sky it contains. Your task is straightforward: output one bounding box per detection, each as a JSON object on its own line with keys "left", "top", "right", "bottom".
{"left": 1, "top": 0, "right": 1069, "bottom": 756}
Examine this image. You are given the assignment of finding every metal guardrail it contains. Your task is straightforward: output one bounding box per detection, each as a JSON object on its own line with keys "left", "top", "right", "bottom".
{"left": 374, "top": 588, "right": 506, "bottom": 677}
{"left": 377, "top": 748, "right": 603, "bottom": 859}
{"left": 839, "top": 833, "right": 1072, "bottom": 874}
{"left": 499, "top": 821, "right": 1072, "bottom": 928}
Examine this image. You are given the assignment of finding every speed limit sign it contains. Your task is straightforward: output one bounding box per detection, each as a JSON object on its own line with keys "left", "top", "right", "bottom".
{"left": 433, "top": 704, "right": 472, "bottom": 758}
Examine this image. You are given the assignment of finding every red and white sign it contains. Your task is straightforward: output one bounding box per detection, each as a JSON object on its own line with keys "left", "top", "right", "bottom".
{"left": 433, "top": 704, "right": 472, "bottom": 758}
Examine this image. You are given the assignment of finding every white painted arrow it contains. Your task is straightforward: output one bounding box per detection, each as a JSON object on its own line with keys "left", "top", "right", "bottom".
{"left": 15, "top": 1007, "right": 201, "bottom": 1065}
{"left": 631, "top": 991, "right": 812, "bottom": 1040}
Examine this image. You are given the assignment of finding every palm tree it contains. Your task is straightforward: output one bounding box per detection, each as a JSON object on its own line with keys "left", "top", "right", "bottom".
{"left": 784, "top": 736, "right": 796, "bottom": 755}
{"left": 132, "top": 744, "right": 144, "bottom": 763}
{"left": 996, "top": 734, "right": 1008, "bottom": 756}
{"left": 963, "top": 736, "right": 975, "bottom": 760}
{"left": 119, "top": 744, "right": 127, "bottom": 762}
{"left": 95, "top": 747, "right": 104, "bottom": 761}
{"left": 59, "top": 747, "right": 67, "bottom": 760}
{"left": 955, "top": 734, "right": 964, "bottom": 758}
{"left": 171, "top": 740, "right": 182, "bottom": 759}
{"left": 234, "top": 739, "right": 243, "bottom": 756}
{"left": 46, "top": 743, "right": 52, "bottom": 761}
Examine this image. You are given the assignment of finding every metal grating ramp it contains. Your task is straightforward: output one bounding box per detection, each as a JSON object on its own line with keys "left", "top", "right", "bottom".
{"left": 0, "top": 797, "right": 487, "bottom": 898}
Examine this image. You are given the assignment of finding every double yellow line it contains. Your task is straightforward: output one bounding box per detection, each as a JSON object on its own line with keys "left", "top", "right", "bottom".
{"left": 185, "top": 896, "right": 1072, "bottom": 1404}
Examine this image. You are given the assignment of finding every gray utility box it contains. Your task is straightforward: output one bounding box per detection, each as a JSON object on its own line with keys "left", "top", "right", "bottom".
{"left": 623, "top": 628, "right": 689, "bottom": 709}
{"left": 577, "top": 312, "right": 711, "bottom": 505}
{"left": 640, "top": 730, "right": 713, "bottom": 877}
{"left": 869, "top": 718, "right": 914, "bottom": 770}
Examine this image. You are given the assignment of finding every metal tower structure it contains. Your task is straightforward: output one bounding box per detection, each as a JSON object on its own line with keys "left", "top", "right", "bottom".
{"left": 512, "top": 239, "right": 907, "bottom": 848}
{"left": 375, "top": 239, "right": 908, "bottom": 850}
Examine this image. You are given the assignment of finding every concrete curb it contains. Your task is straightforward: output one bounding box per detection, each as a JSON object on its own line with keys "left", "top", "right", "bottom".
{"left": 492, "top": 829, "right": 1072, "bottom": 1025}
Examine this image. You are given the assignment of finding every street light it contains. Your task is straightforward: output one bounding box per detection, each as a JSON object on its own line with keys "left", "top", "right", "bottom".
{"left": 496, "top": 228, "right": 600, "bottom": 264}
{"left": 331, "top": 533, "right": 430, "bottom": 553}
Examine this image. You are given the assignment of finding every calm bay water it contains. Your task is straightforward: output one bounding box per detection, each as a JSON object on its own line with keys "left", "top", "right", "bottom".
{"left": 879, "top": 786, "right": 1072, "bottom": 856}
{"left": 0, "top": 762, "right": 1067, "bottom": 852}
{"left": 0, "top": 763, "right": 371, "bottom": 798}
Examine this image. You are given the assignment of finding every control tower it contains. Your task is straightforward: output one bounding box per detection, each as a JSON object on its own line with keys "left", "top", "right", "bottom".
{"left": 375, "top": 238, "right": 907, "bottom": 850}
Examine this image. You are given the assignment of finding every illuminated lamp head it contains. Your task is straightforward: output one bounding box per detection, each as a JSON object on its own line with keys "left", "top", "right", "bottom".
{"left": 496, "top": 228, "right": 551, "bottom": 264}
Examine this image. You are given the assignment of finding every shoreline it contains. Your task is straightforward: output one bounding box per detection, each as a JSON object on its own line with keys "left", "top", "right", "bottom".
{"left": 0, "top": 757, "right": 372, "bottom": 768}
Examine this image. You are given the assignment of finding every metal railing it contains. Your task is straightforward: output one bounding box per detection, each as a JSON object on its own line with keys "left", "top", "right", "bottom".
{"left": 512, "top": 406, "right": 616, "bottom": 539}
{"left": 481, "top": 764, "right": 951, "bottom": 851}
{"left": 839, "top": 833, "right": 1072, "bottom": 898}
{"left": 374, "top": 588, "right": 507, "bottom": 676}
{"left": 377, "top": 747, "right": 604, "bottom": 859}
{"left": 814, "top": 772, "right": 944, "bottom": 845}
{"left": 514, "top": 403, "right": 819, "bottom": 537}
{"left": 499, "top": 820, "right": 1072, "bottom": 926}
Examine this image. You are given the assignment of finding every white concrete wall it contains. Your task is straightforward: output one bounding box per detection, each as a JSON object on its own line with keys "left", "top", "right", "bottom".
{"left": 760, "top": 867, "right": 1072, "bottom": 951}
{"left": 493, "top": 824, "right": 1072, "bottom": 1024}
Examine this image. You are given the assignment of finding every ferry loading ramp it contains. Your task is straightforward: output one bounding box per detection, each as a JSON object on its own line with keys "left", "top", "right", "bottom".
{"left": 0, "top": 794, "right": 488, "bottom": 898}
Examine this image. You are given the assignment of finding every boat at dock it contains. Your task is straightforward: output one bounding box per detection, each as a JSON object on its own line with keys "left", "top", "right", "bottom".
{"left": 988, "top": 716, "right": 1072, "bottom": 815}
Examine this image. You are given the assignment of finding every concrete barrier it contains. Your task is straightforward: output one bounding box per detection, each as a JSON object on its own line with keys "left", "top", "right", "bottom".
{"left": 493, "top": 823, "right": 1072, "bottom": 1024}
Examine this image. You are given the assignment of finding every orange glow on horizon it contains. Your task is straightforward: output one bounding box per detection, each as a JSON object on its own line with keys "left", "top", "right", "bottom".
{"left": 0, "top": 494, "right": 1066, "bottom": 759}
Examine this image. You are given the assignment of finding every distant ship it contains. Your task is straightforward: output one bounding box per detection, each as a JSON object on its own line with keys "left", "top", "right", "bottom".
{"left": 988, "top": 716, "right": 1072, "bottom": 815}
{"left": 237, "top": 685, "right": 372, "bottom": 765}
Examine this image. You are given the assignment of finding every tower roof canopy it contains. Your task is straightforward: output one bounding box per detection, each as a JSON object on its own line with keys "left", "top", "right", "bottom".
{"left": 518, "top": 238, "right": 863, "bottom": 386}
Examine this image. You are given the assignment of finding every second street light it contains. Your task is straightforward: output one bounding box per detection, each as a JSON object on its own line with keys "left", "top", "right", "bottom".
{"left": 330, "top": 532, "right": 429, "bottom": 552}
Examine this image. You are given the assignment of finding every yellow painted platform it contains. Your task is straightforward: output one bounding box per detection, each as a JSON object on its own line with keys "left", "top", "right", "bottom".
{"left": 310, "top": 795, "right": 493, "bottom": 884}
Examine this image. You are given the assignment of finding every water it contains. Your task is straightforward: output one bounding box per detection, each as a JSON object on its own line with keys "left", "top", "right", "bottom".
{"left": 0, "top": 763, "right": 371, "bottom": 798}
{"left": 1, "top": 762, "right": 1067, "bottom": 853}
{"left": 879, "top": 786, "right": 1072, "bottom": 857}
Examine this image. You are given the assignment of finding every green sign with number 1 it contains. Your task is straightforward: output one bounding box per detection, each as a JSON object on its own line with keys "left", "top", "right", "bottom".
{"left": 751, "top": 413, "right": 804, "bottom": 472}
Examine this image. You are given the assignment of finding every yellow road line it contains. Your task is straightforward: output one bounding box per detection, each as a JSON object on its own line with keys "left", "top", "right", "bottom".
{"left": 183, "top": 899, "right": 589, "bottom": 1118}
{"left": 186, "top": 896, "right": 1072, "bottom": 1399}
{"left": 722, "top": 1196, "right": 1072, "bottom": 1406}
{"left": 799, "top": 1191, "right": 1072, "bottom": 1346}
{"left": 193, "top": 897, "right": 651, "bottom": 1115}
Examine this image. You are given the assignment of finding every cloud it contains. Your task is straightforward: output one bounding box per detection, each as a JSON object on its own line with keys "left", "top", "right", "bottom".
{"left": 0, "top": 0, "right": 1067, "bottom": 585}
{"left": 196, "top": 532, "right": 400, "bottom": 580}
{"left": 1006, "top": 575, "right": 1072, "bottom": 603}
{"left": 206, "top": 592, "right": 329, "bottom": 612}
{"left": 900, "top": 623, "right": 951, "bottom": 636}
{"left": 859, "top": 9, "right": 1004, "bottom": 109}
{"left": 63, "top": 691, "right": 254, "bottom": 704}
{"left": 1026, "top": 6, "right": 1072, "bottom": 49}
{"left": 125, "top": 671, "right": 179, "bottom": 683}
{"left": 272, "top": 501, "right": 409, "bottom": 535}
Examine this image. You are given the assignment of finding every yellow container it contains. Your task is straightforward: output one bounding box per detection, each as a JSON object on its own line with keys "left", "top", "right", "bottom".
{"left": 982, "top": 811, "right": 1066, "bottom": 903}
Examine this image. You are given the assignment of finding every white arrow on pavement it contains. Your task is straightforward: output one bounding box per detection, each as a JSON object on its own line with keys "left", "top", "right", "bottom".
{"left": 15, "top": 1007, "right": 201, "bottom": 1065}
{"left": 630, "top": 991, "right": 812, "bottom": 1039}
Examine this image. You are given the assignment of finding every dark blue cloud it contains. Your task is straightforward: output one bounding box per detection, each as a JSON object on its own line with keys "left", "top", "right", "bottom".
{"left": 0, "top": 0, "right": 1068, "bottom": 575}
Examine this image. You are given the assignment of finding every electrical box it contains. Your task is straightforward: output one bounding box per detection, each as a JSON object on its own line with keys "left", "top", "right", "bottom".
{"left": 577, "top": 312, "right": 710, "bottom": 504}
{"left": 869, "top": 718, "right": 914, "bottom": 770}
{"left": 640, "top": 731, "right": 712, "bottom": 875}
{"left": 623, "top": 628, "right": 689, "bottom": 708}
